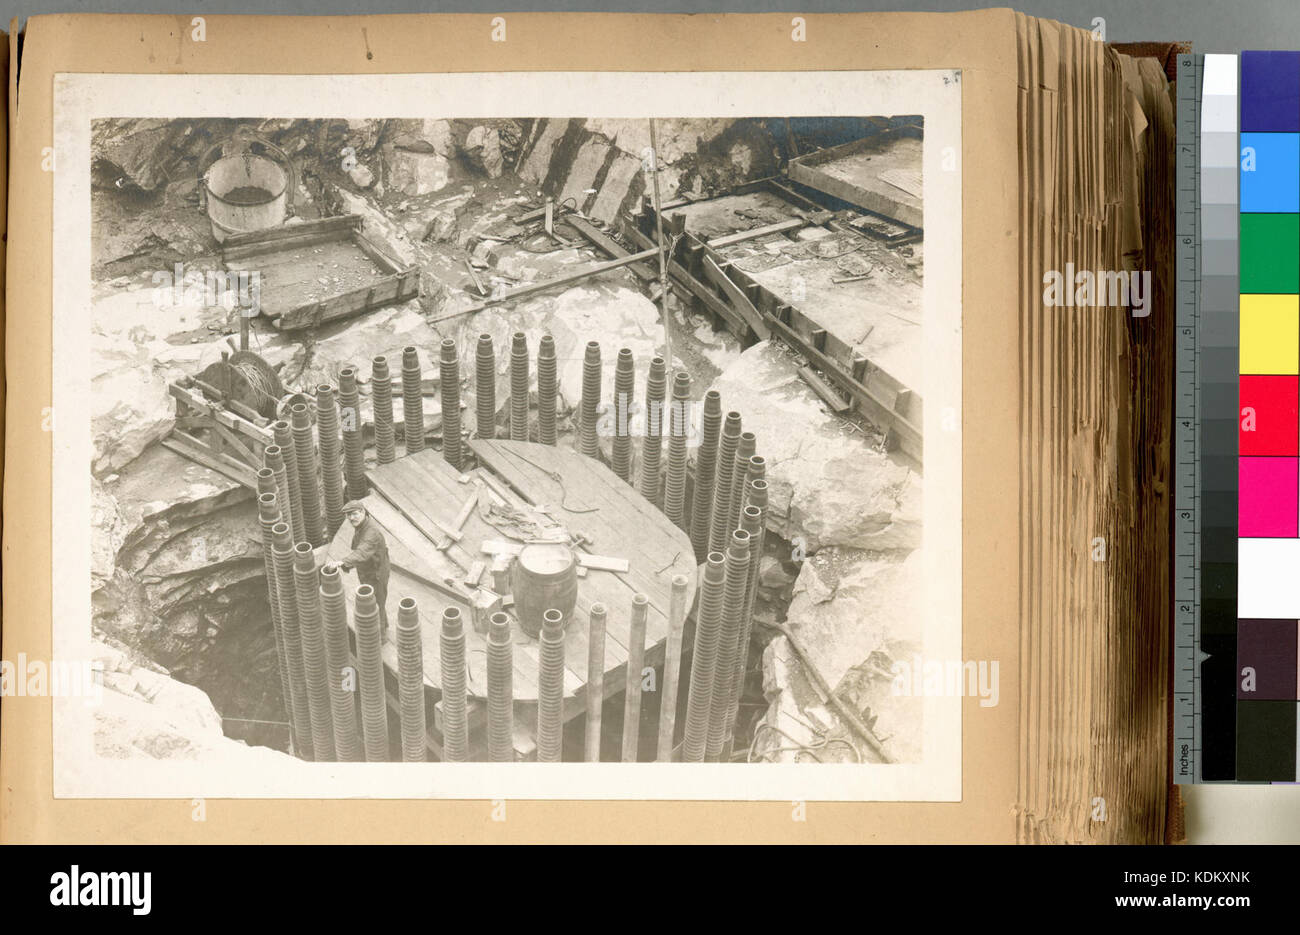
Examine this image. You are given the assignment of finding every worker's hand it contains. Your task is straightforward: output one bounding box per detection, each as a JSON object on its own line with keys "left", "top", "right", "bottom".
{"left": 338, "top": 560, "right": 353, "bottom": 573}
{"left": 313, "top": 545, "right": 331, "bottom": 567}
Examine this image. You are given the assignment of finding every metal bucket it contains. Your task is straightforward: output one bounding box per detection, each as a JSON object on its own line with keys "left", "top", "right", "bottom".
{"left": 511, "top": 543, "right": 578, "bottom": 639}
{"left": 202, "top": 137, "right": 294, "bottom": 242}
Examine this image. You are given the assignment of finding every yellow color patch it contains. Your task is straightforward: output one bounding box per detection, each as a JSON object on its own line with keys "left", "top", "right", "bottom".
{"left": 1241, "top": 294, "right": 1300, "bottom": 374}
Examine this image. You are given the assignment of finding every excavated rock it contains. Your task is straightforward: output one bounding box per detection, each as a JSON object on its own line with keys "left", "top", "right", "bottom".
{"left": 708, "top": 341, "right": 921, "bottom": 554}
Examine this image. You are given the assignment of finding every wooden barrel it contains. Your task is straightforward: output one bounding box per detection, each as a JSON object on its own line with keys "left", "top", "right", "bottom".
{"left": 512, "top": 543, "right": 578, "bottom": 639}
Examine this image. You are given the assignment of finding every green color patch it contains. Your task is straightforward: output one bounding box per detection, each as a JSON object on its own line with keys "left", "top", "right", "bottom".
{"left": 1241, "top": 213, "right": 1300, "bottom": 294}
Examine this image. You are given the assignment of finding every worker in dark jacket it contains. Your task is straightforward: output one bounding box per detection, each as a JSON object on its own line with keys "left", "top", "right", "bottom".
{"left": 339, "top": 500, "right": 391, "bottom": 632}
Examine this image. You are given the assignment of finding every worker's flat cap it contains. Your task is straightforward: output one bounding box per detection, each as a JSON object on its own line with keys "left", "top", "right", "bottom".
{"left": 342, "top": 500, "right": 367, "bottom": 512}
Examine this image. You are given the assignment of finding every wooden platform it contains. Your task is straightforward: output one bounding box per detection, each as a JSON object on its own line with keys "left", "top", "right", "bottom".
{"left": 324, "top": 440, "right": 697, "bottom": 758}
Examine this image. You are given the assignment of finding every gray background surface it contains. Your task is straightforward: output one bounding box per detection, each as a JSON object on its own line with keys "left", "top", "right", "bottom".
{"left": 2, "top": 0, "right": 1298, "bottom": 51}
{"left": 11, "top": 0, "right": 1299, "bottom": 843}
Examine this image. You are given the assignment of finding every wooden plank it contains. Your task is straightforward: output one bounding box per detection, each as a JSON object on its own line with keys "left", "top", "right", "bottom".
{"left": 706, "top": 217, "right": 807, "bottom": 248}
{"left": 160, "top": 436, "right": 256, "bottom": 489}
{"left": 701, "top": 255, "right": 772, "bottom": 342}
{"left": 617, "top": 221, "right": 746, "bottom": 335}
{"left": 798, "top": 366, "right": 852, "bottom": 413}
{"left": 434, "top": 246, "right": 661, "bottom": 321}
{"left": 566, "top": 215, "right": 656, "bottom": 282}
{"left": 366, "top": 467, "right": 462, "bottom": 544}
{"left": 220, "top": 213, "right": 360, "bottom": 254}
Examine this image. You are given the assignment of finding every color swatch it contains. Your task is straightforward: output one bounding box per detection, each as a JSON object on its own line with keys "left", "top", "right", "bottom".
{"left": 1236, "top": 50, "right": 1300, "bottom": 781}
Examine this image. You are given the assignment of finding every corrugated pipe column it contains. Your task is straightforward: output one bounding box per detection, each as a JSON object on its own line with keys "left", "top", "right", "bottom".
{"left": 353, "top": 584, "right": 390, "bottom": 762}
{"left": 439, "top": 338, "right": 463, "bottom": 470}
{"left": 726, "top": 432, "right": 757, "bottom": 537}
{"left": 611, "top": 348, "right": 635, "bottom": 482}
{"left": 293, "top": 542, "right": 336, "bottom": 761}
{"left": 256, "top": 492, "right": 295, "bottom": 750}
{"left": 706, "top": 529, "right": 751, "bottom": 761}
{"left": 688, "top": 390, "right": 722, "bottom": 561}
{"left": 621, "top": 593, "right": 649, "bottom": 762}
{"left": 578, "top": 341, "right": 602, "bottom": 460}
{"left": 371, "top": 355, "right": 397, "bottom": 465}
{"left": 536, "top": 609, "right": 566, "bottom": 762}
{"left": 486, "top": 611, "right": 514, "bottom": 762}
{"left": 681, "top": 552, "right": 726, "bottom": 762}
{"left": 319, "top": 564, "right": 363, "bottom": 761}
{"left": 706, "top": 412, "right": 743, "bottom": 556}
{"left": 584, "top": 603, "right": 607, "bottom": 762}
{"left": 264, "top": 444, "right": 298, "bottom": 553}
{"left": 271, "top": 523, "right": 314, "bottom": 760}
{"left": 656, "top": 574, "right": 690, "bottom": 762}
{"left": 475, "top": 333, "right": 496, "bottom": 440}
{"left": 726, "top": 481, "right": 769, "bottom": 756}
{"left": 339, "top": 368, "right": 367, "bottom": 501}
{"left": 537, "top": 334, "right": 557, "bottom": 446}
{"left": 663, "top": 371, "right": 691, "bottom": 529}
{"left": 722, "top": 505, "right": 764, "bottom": 758}
{"left": 636, "top": 356, "right": 666, "bottom": 504}
{"left": 401, "top": 345, "right": 425, "bottom": 455}
{"left": 269, "top": 425, "right": 304, "bottom": 543}
{"left": 290, "top": 404, "right": 323, "bottom": 546}
{"left": 440, "top": 606, "right": 469, "bottom": 762}
{"left": 509, "top": 331, "right": 530, "bottom": 442}
{"left": 396, "top": 597, "right": 427, "bottom": 762}
{"left": 316, "top": 384, "right": 345, "bottom": 538}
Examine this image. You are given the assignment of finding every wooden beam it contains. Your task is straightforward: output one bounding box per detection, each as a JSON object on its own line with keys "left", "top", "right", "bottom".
{"left": 566, "top": 216, "right": 656, "bottom": 282}
{"left": 706, "top": 217, "right": 807, "bottom": 248}
{"left": 433, "top": 247, "right": 661, "bottom": 322}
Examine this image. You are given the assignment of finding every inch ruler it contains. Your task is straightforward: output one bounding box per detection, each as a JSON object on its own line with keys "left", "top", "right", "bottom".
{"left": 1173, "top": 52, "right": 1202, "bottom": 784}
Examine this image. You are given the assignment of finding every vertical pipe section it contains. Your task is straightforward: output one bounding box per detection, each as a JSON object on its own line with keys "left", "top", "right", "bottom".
{"left": 316, "top": 384, "right": 344, "bottom": 538}
{"left": 339, "top": 368, "right": 367, "bottom": 500}
{"left": 663, "top": 370, "right": 691, "bottom": 528}
{"left": 439, "top": 338, "right": 463, "bottom": 470}
{"left": 354, "top": 584, "right": 390, "bottom": 762}
{"left": 475, "top": 333, "right": 496, "bottom": 440}
{"left": 636, "top": 356, "right": 666, "bottom": 504}
{"left": 440, "top": 606, "right": 469, "bottom": 762}
{"left": 290, "top": 404, "right": 323, "bottom": 546}
{"left": 584, "top": 603, "right": 607, "bottom": 762}
{"left": 396, "top": 597, "right": 427, "bottom": 762}
{"left": 611, "top": 348, "right": 635, "bottom": 482}
{"left": 707, "top": 529, "right": 751, "bottom": 761}
{"left": 509, "top": 331, "right": 530, "bottom": 442}
{"left": 272, "top": 523, "right": 314, "bottom": 760}
{"left": 579, "top": 341, "right": 602, "bottom": 460}
{"left": 536, "top": 608, "right": 566, "bottom": 762}
{"left": 537, "top": 334, "right": 557, "bottom": 446}
{"left": 401, "top": 345, "right": 425, "bottom": 455}
{"left": 264, "top": 444, "right": 298, "bottom": 551}
{"left": 621, "top": 593, "right": 649, "bottom": 762}
{"left": 727, "top": 432, "right": 756, "bottom": 537}
{"left": 319, "top": 564, "right": 362, "bottom": 761}
{"left": 371, "top": 355, "right": 397, "bottom": 465}
{"left": 707, "top": 412, "right": 742, "bottom": 556}
{"left": 688, "top": 390, "right": 722, "bottom": 561}
{"left": 257, "top": 493, "right": 295, "bottom": 751}
{"left": 682, "top": 552, "right": 725, "bottom": 762}
{"left": 294, "top": 542, "right": 336, "bottom": 761}
{"left": 656, "top": 574, "right": 690, "bottom": 761}
{"left": 486, "top": 611, "right": 514, "bottom": 762}
{"left": 722, "top": 505, "right": 764, "bottom": 758}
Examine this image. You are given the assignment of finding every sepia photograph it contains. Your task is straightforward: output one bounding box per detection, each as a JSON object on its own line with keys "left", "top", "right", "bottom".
{"left": 52, "top": 70, "right": 962, "bottom": 799}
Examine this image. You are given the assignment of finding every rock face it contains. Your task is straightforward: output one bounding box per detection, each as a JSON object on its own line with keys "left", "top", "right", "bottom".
{"left": 90, "top": 639, "right": 298, "bottom": 764}
{"left": 518, "top": 117, "right": 781, "bottom": 224}
{"left": 707, "top": 341, "right": 921, "bottom": 554}
{"left": 758, "top": 548, "right": 924, "bottom": 764}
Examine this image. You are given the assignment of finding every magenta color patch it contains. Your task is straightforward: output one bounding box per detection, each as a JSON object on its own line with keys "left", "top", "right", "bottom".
{"left": 1240, "top": 457, "right": 1300, "bottom": 537}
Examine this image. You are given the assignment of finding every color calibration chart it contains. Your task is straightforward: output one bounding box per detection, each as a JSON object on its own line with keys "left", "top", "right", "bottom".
{"left": 1178, "top": 52, "right": 1300, "bottom": 783}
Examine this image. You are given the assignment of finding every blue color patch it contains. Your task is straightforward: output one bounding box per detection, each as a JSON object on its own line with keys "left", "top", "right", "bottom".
{"left": 1241, "top": 132, "right": 1300, "bottom": 213}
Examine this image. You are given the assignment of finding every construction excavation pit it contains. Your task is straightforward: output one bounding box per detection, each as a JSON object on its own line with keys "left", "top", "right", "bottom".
{"left": 88, "top": 115, "right": 929, "bottom": 768}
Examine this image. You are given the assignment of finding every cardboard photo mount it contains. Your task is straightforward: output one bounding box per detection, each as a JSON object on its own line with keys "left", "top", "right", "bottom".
{"left": 6, "top": 11, "right": 1031, "bottom": 843}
